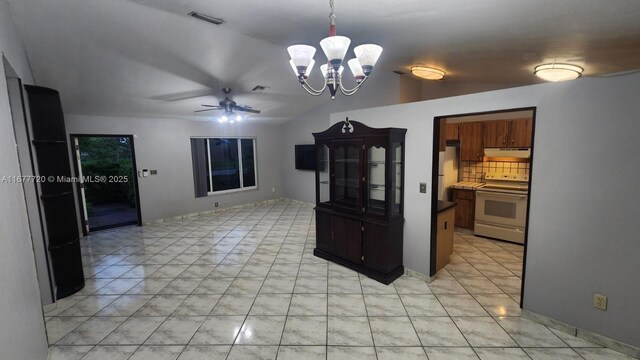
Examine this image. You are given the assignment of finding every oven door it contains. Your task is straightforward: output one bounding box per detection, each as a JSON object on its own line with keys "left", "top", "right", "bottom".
{"left": 475, "top": 190, "right": 528, "bottom": 228}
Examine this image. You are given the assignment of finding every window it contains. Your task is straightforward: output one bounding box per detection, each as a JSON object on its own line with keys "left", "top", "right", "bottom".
{"left": 192, "top": 137, "right": 257, "bottom": 194}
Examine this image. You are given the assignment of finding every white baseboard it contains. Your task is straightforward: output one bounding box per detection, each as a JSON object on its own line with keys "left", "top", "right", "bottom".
{"left": 522, "top": 310, "right": 640, "bottom": 358}
{"left": 142, "top": 198, "right": 311, "bottom": 225}
{"left": 404, "top": 267, "right": 431, "bottom": 283}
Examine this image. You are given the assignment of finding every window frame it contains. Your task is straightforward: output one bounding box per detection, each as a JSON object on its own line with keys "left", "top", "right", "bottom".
{"left": 198, "top": 136, "right": 258, "bottom": 195}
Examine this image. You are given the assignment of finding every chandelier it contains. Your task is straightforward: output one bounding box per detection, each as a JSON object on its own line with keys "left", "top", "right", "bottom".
{"left": 287, "top": 0, "right": 383, "bottom": 99}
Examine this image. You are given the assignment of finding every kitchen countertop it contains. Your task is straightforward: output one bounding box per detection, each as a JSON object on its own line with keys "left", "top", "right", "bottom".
{"left": 451, "top": 181, "right": 485, "bottom": 190}
{"left": 437, "top": 200, "right": 457, "bottom": 213}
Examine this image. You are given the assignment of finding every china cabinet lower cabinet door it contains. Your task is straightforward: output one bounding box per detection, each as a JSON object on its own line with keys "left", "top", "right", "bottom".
{"left": 364, "top": 221, "right": 404, "bottom": 277}
{"left": 332, "top": 216, "right": 363, "bottom": 264}
{"left": 316, "top": 211, "right": 333, "bottom": 253}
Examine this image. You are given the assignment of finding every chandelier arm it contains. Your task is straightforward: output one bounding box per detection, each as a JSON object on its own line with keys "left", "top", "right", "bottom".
{"left": 300, "top": 77, "right": 328, "bottom": 96}
{"left": 338, "top": 75, "right": 369, "bottom": 96}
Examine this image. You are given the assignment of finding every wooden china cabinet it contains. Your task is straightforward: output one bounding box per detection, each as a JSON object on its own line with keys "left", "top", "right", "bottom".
{"left": 313, "top": 119, "right": 406, "bottom": 284}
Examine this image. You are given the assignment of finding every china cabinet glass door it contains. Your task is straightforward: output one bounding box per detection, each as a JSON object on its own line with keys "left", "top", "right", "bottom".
{"left": 317, "top": 143, "right": 331, "bottom": 205}
{"left": 366, "top": 144, "right": 386, "bottom": 216}
{"left": 391, "top": 141, "right": 403, "bottom": 216}
{"left": 333, "top": 140, "right": 362, "bottom": 211}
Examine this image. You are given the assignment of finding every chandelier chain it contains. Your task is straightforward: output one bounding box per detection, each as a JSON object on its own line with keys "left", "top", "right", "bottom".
{"left": 329, "top": 0, "right": 336, "bottom": 25}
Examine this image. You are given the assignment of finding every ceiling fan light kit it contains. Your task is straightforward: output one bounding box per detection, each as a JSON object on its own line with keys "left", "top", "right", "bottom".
{"left": 534, "top": 63, "right": 584, "bottom": 82}
{"left": 411, "top": 66, "right": 445, "bottom": 80}
{"left": 194, "top": 88, "right": 261, "bottom": 123}
{"left": 287, "top": 0, "right": 383, "bottom": 99}
{"left": 218, "top": 114, "right": 243, "bottom": 124}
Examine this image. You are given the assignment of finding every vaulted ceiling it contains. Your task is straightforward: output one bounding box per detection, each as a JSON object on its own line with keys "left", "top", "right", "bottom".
{"left": 7, "top": 0, "right": 640, "bottom": 123}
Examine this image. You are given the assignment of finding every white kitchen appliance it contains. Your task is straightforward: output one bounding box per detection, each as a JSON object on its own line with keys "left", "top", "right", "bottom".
{"left": 437, "top": 146, "right": 458, "bottom": 201}
{"left": 475, "top": 172, "right": 529, "bottom": 244}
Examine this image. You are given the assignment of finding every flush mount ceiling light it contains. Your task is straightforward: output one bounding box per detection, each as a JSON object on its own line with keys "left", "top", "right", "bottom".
{"left": 287, "top": 0, "right": 383, "bottom": 99}
{"left": 534, "top": 63, "right": 584, "bottom": 82}
{"left": 411, "top": 66, "right": 445, "bottom": 80}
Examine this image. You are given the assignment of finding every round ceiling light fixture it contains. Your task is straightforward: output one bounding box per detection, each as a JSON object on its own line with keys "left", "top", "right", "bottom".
{"left": 411, "top": 66, "right": 445, "bottom": 80}
{"left": 534, "top": 63, "right": 583, "bottom": 82}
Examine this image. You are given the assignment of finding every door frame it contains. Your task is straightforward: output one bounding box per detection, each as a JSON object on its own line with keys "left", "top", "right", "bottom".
{"left": 70, "top": 134, "right": 142, "bottom": 235}
{"left": 430, "top": 106, "right": 537, "bottom": 308}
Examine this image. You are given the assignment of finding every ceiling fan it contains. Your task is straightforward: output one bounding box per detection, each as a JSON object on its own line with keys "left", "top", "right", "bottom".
{"left": 194, "top": 88, "right": 261, "bottom": 116}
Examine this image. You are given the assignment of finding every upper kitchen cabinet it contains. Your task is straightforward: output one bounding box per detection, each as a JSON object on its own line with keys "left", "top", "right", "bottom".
{"left": 509, "top": 118, "right": 533, "bottom": 147}
{"left": 446, "top": 123, "right": 459, "bottom": 141}
{"left": 437, "top": 121, "right": 460, "bottom": 152}
{"left": 484, "top": 118, "right": 532, "bottom": 148}
{"left": 459, "top": 122, "right": 484, "bottom": 161}
{"left": 483, "top": 120, "right": 510, "bottom": 148}
{"left": 438, "top": 119, "right": 447, "bottom": 151}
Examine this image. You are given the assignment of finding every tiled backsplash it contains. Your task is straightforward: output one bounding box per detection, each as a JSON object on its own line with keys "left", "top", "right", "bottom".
{"left": 462, "top": 160, "right": 530, "bottom": 182}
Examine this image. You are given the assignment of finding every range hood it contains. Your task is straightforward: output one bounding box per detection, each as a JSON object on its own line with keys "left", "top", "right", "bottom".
{"left": 484, "top": 148, "right": 531, "bottom": 159}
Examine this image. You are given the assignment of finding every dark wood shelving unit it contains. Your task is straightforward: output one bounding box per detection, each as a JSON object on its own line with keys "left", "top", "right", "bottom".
{"left": 313, "top": 120, "right": 406, "bottom": 284}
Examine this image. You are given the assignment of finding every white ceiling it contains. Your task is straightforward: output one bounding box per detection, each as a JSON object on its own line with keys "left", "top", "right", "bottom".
{"left": 7, "top": 0, "right": 640, "bottom": 123}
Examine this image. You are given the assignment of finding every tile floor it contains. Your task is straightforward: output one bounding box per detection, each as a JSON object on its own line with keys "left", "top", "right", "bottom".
{"left": 45, "top": 202, "right": 637, "bottom": 359}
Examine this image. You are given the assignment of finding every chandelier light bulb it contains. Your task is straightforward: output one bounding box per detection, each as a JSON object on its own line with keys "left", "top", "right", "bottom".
{"left": 287, "top": 45, "right": 316, "bottom": 75}
{"left": 319, "top": 35, "right": 351, "bottom": 70}
{"left": 348, "top": 58, "right": 365, "bottom": 81}
{"left": 289, "top": 59, "right": 315, "bottom": 78}
{"left": 354, "top": 44, "right": 383, "bottom": 75}
{"left": 236, "top": 115, "right": 242, "bottom": 122}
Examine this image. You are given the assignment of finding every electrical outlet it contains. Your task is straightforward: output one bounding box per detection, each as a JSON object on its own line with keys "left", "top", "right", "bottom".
{"left": 214, "top": 202, "right": 219, "bottom": 208}
{"left": 272, "top": 187, "right": 275, "bottom": 193}
{"left": 419, "top": 183, "right": 427, "bottom": 193}
{"left": 593, "top": 293, "right": 607, "bottom": 311}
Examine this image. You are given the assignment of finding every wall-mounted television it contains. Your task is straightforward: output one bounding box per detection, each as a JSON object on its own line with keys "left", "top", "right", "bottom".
{"left": 295, "top": 144, "right": 316, "bottom": 171}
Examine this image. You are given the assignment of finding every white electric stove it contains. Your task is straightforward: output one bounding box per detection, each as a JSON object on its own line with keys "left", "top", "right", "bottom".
{"left": 474, "top": 172, "right": 529, "bottom": 244}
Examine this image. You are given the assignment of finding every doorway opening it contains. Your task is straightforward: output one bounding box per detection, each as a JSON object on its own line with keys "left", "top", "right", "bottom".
{"left": 430, "top": 107, "right": 536, "bottom": 308}
{"left": 71, "top": 135, "right": 141, "bottom": 234}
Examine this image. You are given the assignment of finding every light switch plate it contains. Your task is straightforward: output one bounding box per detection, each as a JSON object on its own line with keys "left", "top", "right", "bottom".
{"left": 419, "top": 182, "right": 427, "bottom": 193}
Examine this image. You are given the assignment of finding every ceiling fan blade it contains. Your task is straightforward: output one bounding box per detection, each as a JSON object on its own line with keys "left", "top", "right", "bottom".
{"left": 235, "top": 106, "right": 261, "bottom": 114}
{"left": 194, "top": 108, "right": 220, "bottom": 113}
{"left": 201, "top": 105, "right": 222, "bottom": 109}
{"left": 150, "top": 89, "right": 214, "bottom": 102}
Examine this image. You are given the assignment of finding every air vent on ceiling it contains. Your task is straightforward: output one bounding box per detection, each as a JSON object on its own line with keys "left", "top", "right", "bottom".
{"left": 252, "top": 85, "right": 269, "bottom": 92}
{"left": 188, "top": 11, "right": 224, "bottom": 25}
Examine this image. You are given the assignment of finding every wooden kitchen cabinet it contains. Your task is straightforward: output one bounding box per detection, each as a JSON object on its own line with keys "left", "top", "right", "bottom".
{"left": 509, "top": 118, "right": 533, "bottom": 147}
{"left": 440, "top": 120, "right": 460, "bottom": 151}
{"left": 483, "top": 120, "right": 510, "bottom": 148}
{"left": 313, "top": 120, "right": 406, "bottom": 284}
{"left": 436, "top": 206, "right": 456, "bottom": 273}
{"left": 484, "top": 119, "right": 532, "bottom": 148}
{"left": 453, "top": 188, "right": 476, "bottom": 229}
{"left": 446, "top": 123, "right": 459, "bottom": 141}
{"left": 439, "top": 119, "right": 447, "bottom": 151}
{"left": 459, "top": 122, "right": 484, "bottom": 161}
